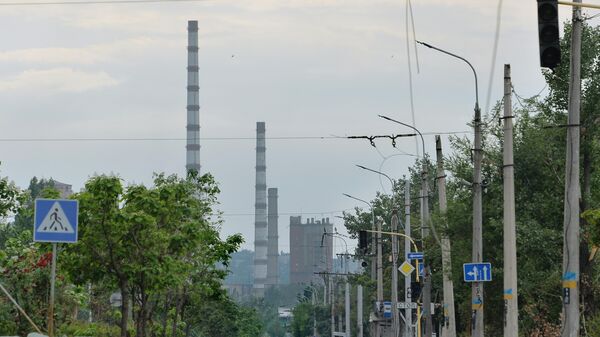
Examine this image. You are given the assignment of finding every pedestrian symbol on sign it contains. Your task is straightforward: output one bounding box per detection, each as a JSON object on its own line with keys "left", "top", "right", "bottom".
{"left": 37, "top": 202, "right": 75, "bottom": 233}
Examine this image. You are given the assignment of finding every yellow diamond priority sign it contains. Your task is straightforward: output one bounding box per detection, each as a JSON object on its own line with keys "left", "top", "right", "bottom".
{"left": 399, "top": 261, "right": 415, "bottom": 277}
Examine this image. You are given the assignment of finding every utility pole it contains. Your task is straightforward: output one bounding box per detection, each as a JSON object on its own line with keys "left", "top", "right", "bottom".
{"left": 404, "top": 181, "right": 413, "bottom": 337}
{"left": 414, "top": 40, "right": 483, "bottom": 337}
{"left": 377, "top": 216, "right": 384, "bottom": 337}
{"left": 422, "top": 159, "right": 432, "bottom": 337}
{"left": 502, "top": 64, "right": 519, "bottom": 337}
{"left": 472, "top": 99, "right": 484, "bottom": 337}
{"left": 358, "top": 284, "right": 364, "bottom": 337}
{"left": 377, "top": 116, "right": 431, "bottom": 337}
{"left": 346, "top": 255, "right": 351, "bottom": 337}
{"left": 562, "top": 1, "right": 582, "bottom": 336}
{"left": 312, "top": 288, "right": 317, "bottom": 337}
{"left": 392, "top": 209, "right": 400, "bottom": 337}
{"left": 331, "top": 251, "right": 335, "bottom": 337}
{"left": 342, "top": 193, "right": 375, "bottom": 336}
{"left": 435, "top": 135, "right": 457, "bottom": 337}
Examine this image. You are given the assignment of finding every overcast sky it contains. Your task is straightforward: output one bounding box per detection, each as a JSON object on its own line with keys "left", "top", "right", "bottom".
{"left": 0, "top": 0, "right": 586, "bottom": 253}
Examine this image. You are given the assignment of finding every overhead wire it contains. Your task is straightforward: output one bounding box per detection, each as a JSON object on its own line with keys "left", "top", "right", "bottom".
{"left": 0, "top": 0, "right": 213, "bottom": 6}
{"left": 0, "top": 131, "right": 471, "bottom": 143}
{"left": 484, "top": 0, "right": 504, "bottom": 115}
{"left": 405, "top": 0, "right": 420, "bottom": 157}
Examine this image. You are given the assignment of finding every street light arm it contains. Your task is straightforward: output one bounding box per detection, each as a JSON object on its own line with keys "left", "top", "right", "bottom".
{"left": 378, "top": 115, "right": 426, "bottom": 160}
{"left": 416, "top": 40, "right": 479, "bottom": 107}
{"left": 356, "top": 164, "right": 397, "bottom": 208}
{"left": 343, "top": 193, "right": 372, "bottom": 210}
{"left": 356, "top": 164, "right": 395, "bottom": 189}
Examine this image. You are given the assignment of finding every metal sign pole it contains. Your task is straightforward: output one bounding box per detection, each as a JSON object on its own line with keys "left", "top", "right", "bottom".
{"left": 48, "top": 243, "right": 57, "bottom": 337}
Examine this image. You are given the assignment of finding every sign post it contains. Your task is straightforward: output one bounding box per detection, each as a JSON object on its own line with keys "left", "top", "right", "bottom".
{"left": 34, "top": 199, "right": 79, "bottom": 337}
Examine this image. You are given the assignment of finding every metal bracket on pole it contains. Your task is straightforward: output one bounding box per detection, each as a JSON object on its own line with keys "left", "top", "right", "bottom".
{"left": 558, "top": 1, "right": 600, "bottom": 9}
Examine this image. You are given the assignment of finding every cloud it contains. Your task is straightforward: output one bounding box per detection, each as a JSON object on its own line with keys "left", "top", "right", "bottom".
{"left": 0, "top": 67, "right": 119, "bottom": 93}
{"left": 0, "top": 37, "right": 172, "bottom": 65}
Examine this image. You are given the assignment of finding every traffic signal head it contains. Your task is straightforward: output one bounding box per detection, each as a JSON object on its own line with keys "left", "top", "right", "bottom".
{"left": 411, "top": 282, "right": 422, "bottom": 299}
{"left": 537, "top": 0, "right": 561, "bottom": 69}
{"left": 359, "top": 230, "right": 369, "bottom": 253}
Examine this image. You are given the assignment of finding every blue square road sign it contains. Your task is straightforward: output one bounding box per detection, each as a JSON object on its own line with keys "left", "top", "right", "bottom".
{"left": 33, "top": 199, "right": 78, "bottom": 243}
{"left": 463, "top": 262, "right": 492, "bottom": 282}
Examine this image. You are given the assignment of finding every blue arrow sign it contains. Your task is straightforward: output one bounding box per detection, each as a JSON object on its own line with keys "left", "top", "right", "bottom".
{"left": 418, "top": 263, "right": 425, "bottom": 277}
{"left": 34, "top": 199, "right": 78, "bottom": 243}
{"left": 463, "top": 262, "right": 492, "bottom": 282}
{"left": 407, "top": 252, "right": 424, "bottom": 260}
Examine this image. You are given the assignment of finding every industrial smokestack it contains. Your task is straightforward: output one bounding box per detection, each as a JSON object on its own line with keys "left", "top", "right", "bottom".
{"left": 254, "top": 122, "right": 268, "bottom": 295}
{"left": 186, "top": 20, "right": 201, "bottom": 174}
{"left": 267, "top": 187, "right": 279, "bottom": 287}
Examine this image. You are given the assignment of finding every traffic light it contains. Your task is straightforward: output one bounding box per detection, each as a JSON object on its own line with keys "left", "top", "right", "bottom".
{"left": 359, "top": 230, "right": 369, "bottom": 253}
{"left": 537, "top": 0, "right": 561, "bottom": 69}
{"left": 411, "top": 282, "right": 422, "bottom": 299}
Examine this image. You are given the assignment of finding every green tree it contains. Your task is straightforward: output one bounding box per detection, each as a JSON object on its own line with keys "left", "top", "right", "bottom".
{"left": 64, "top": 172, "right": 243, "bottom": 337}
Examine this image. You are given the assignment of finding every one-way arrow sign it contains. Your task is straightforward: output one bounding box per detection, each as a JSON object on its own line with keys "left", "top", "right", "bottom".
{"left": 463, "top": 262, "right": 492, "bottom": 282}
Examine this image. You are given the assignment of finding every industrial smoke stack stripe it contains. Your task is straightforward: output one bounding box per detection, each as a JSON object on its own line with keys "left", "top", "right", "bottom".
{"left": 254, "top": 122, "right": 268, "bottom": 294}
{"left": 267, "top": 187, "right": 279, "bottom": 287}
{"left": 186, "top": 20, "right": 201, "bottom": 173}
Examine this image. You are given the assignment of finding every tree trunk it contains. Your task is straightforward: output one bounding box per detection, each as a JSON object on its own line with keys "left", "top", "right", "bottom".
{"left": 161, "top": 292, "right": 171, "bottom": 337}
{"left": 171, "top": 288, "right": 183, "bottom": 337}
{"left": 119, "top": 279, "right": 129, "bottom": 337}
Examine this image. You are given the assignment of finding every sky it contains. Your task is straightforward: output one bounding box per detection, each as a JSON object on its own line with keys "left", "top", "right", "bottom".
{"left": 0, "top": 0, "right": 588, "bottom": 253}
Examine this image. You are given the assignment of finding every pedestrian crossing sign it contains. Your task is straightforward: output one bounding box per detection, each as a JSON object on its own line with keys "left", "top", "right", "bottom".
{"left": 33, "top": 199, "right": 78, "bottom": 243}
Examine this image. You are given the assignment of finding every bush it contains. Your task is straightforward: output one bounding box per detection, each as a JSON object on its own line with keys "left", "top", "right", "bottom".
{"left": 58, "top": 321, "right": 119, "bottom": 337}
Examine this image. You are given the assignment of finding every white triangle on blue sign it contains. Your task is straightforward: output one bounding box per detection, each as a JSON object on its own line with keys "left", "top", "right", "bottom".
{"left": 37, "top": 201, "right": 75, "bottom": 233}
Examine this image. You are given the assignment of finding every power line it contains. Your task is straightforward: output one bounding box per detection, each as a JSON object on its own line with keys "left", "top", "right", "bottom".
{"left": 484, "top": 0, "right": 504, "bottom": 115}
{"left": 0, "top": 0, "right": 212, "bottom": 6}
{"left": 212, "top": 209, "right": 352, "bottom": 217}
{"left": 0, "top": 132, "right": 471, "bottom": 143}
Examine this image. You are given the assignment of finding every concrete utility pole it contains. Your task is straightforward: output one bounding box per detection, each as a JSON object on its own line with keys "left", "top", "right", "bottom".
{"left": 502, "top": 64, "right": 519, "bottom": 337}
{"left": 312, "top": 287, "right": 318, "bottom": 337}
{"left": 435, "top": 136, "right": 457, "bottom": 337}
{"left": 358, "top": 285, "right": 364, "bottom": 337}
{"left": 404, "top": 181, "right": 413, "bottom": 337}
{"left": 391, "top": 209, "right": 400, "bottom": 337}
{"left": 376, "top": 115, "right": 431, "bottom": 337}
{"left": 344, "top": 251, "right": 351, "bottom": 337}
{"left": 414, "top": 40, "right": 483, "bottom": 337}
{"left": 472, "top": 95, "right": 484, "bottom": 337}
{"left": 562, "top": 1, "right": 582, "bottom": 336}
{"left": 343, "top": 193, "right": 375, "bottom": 336}
{"left": 377, "top": 216, "right": 384, "bottom": 337}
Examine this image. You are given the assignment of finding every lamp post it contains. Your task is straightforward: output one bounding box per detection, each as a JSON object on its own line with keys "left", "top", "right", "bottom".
{"left": 356, "top": 165, "right": 399, "bottom": 337}
{"left": 342, "top": 194, "right": 372, "bottom": 337}
{"left": 306, "top": 284, "right": 320, "bottom": 337}
{"left": 343, "top": 193, "right": 376, "bottom": 282}
{"left": 416, "top": 40, "right": 483, "bottom": 337}
{"left": 322, "top": 232, "right": 351, "bottom": 337}
{"left": 377, "top": 116, "right": 432, "bottom": 337}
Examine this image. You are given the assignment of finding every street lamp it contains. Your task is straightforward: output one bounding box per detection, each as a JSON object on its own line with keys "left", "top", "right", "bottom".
{"left": 377, "top": 116, "right": 432, "bottom": 337}
{"left": 417, "top": 40, "right": 483, "bottom": 337}
{"left": 343, "top": 193, "right": 376, "bottom": 280}
{"left": 354, "top": 164, "right": 401, "bottom": 337}
{"left": 305, "top": 284, "right": 319, "bottom": 337}
{"left": 321, "top": 231, "right": 350, "bottom": 337}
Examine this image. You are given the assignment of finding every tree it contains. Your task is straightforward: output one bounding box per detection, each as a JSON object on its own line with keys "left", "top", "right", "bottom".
{"left": 63, "top": 172, "right": 243, "bottom": 337}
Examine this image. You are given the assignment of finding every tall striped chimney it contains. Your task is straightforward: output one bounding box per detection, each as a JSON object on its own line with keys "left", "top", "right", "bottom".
{"left": 254, "top": 122, "right": 268, "bottom": 295}
{"left": 186, "top": 20, "right": 201, "bottom": 173}
{"left": 266, "top": 187, "right": 279, "bottom": 287}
